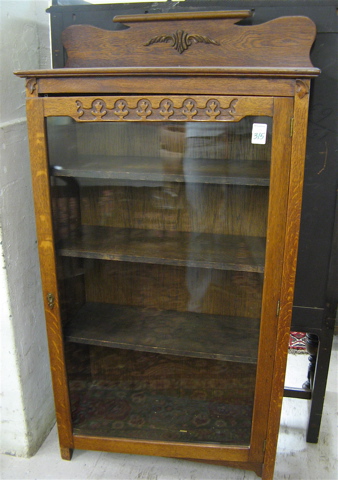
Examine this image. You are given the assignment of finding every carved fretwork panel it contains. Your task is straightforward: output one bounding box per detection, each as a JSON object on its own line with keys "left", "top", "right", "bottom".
{"left": 43, "top": 95, "right": 274, "bottom": 122}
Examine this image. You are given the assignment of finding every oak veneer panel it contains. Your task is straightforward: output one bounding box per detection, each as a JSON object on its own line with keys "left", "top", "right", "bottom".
{"left": 65, "top": 302, "right": 259, "bottom": 364}
{"left": 34, "top": 76, "right": 298, "bottom": 97}
{"left": 58, "top": 226, "right": 265, "bottom": 273}
{"left": 62, "top": 14, "right": 317, "bottom": 71}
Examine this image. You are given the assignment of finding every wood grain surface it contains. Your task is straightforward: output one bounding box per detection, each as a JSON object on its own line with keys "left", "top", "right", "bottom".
{"left": 262, "top": 85, "right": 311, "bottom": 480}
{"left": 43, "top": 95, "right": 273, "bottom": 123}
{"left": 26, "top": 98, "right": 74, "bottom": 454}
{"left": 65, "top": 302, "right": 260, "bottom": 364}
{"left": 18, "top": 75, "right": 299, "bottom": 99}
{"left": 58, "top": 226, "right": 266, "bottom": 273}
{"left": 61, "top": 14, "right": 317, "bottom": 73}
{"left": 78, "top": 183, "right": 268, "bottom": 237}
{"left": 248, "top": 97, "right": 294, "bottom": 466}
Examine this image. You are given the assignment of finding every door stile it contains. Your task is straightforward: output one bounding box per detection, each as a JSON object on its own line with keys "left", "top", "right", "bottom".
{"left": 262, "top": 83, "right": 311, "bottom": 480}
{"left": 248, "top": 97, "right": 294, "bottom": 463}
{"left": 26, "top": 97, "right": 74, "bottom": 456}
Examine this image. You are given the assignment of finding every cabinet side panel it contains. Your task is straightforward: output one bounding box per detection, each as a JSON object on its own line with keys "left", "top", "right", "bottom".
{"left": 262, "top": 85, "right": 310, "bottom": 480}
{"left": 26, "top": 98, "right": 74, "bottom": 451}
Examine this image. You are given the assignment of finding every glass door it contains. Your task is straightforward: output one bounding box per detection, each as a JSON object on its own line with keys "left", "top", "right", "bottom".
{"left": 47, "top": 112, "right": 273, "bottom": 446}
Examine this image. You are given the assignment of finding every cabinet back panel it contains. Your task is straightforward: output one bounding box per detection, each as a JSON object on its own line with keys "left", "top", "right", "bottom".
{"left": 80, "top": 184, "right": 268, "bottom": 237}
{"left": 84, "top": 260, "right": 263, "bottom": 319}
{"left": 74, "top": 121, "right": 271, "bottom": 162}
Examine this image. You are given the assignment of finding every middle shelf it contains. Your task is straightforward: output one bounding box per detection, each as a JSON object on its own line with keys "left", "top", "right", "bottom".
{"left": 65, "top": 302, "right": 260, "bottom": 364}
{"left": 58, "top": 226, "right": 266, "bottom": 273}
{"left": 51, "top": 155, "right": 270, "bottom": 187}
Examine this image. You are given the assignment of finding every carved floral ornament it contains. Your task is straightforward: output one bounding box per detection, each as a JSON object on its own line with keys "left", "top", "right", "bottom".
{"left": 75, "top": 98, "right": 238, "bottom": 122}
{"left": 144, "top": 30, "right": 220, "bottom": 54}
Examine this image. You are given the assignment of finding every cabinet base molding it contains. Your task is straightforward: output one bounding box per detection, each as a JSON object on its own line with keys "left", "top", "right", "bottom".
{"left": 73, "top": 434, "right": 250, "bottom": 462}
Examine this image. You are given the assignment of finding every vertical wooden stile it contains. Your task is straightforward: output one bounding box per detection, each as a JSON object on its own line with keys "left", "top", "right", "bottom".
{"left": 26, "top": 97, "right": 74, "bottom": 459}
{"left": 249, "top": 97, "right": 294, "bottom": 467}
{"left": 262, "top": 82, "right": 311, "bottom": 480}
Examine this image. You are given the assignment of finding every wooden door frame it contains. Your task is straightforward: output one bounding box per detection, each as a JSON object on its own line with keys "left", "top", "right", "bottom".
{"left": 25, "top": 83, "right": 309, "bottom": 478}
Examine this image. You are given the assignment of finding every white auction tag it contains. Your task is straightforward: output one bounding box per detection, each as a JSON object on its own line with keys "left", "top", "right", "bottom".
{"left": 251, "top": 123, "right": 267, "bottom": 144}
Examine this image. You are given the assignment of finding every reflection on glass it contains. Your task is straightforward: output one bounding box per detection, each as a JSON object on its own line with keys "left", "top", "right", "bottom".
{"left": 47, "top": 117, "right": 272, "bottom": 446}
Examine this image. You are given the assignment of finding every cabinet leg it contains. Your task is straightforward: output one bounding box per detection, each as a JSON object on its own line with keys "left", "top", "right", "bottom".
{"left": 302, "top": 333, "right": 318, "bottom": 390}
{"left": 261, "top": 464, "right": 273, "bottom": 480}
{"left": 305, "top": 328, "right": 334, "bottom": 443}
{"left": 60, "top": 447, "right": 73, "bottom": 461}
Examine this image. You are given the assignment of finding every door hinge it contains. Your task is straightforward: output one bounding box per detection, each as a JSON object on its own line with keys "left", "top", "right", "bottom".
{"left": 290, "top": 117, "right": 294, "bottom": 137}
{"left": 276, "top": 300, "right": 281, "bottom": 317}
{"left": 47, "top": 292, "right": 55, "bottom": 309}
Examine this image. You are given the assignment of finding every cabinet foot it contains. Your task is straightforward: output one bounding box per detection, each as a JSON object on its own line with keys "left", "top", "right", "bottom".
{"left": 60, "top": 447, "right": 73, "bottom": 461}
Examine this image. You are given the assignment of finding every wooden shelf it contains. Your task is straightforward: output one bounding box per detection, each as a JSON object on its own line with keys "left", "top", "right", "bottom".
{"left": 65, "top": 302, "right": 260, "bottom": 364}
{"left": 58, "top": 226, "right": 265, "bottom": 273}
{"left": 51, "top": 155, "right": 270, "bottom": 186}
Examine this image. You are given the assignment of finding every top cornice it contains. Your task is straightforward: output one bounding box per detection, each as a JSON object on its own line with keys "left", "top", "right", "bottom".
{"left": 15, "top": 11, "right": 320, "bottom": 80}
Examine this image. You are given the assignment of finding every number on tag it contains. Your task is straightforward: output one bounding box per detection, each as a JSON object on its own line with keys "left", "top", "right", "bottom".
{"left": 251, "top": 123, "right": 267, "bottom": 145}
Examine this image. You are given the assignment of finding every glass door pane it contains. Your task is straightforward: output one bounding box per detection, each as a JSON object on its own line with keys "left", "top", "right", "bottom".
{"left": 47, "top": 115, "right": 272, "bottom": 446}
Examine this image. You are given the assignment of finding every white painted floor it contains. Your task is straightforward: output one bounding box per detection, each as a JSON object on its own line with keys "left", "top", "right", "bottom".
{"left": 1, "top": 337, "right": 337, "bottom": 480}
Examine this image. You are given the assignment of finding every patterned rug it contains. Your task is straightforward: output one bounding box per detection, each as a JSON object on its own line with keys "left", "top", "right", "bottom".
{"left": 67, "top": 346, "right": 257, "bottom": 445}
{"left": 289, "top": 332, "right": 307, "bottom": 352}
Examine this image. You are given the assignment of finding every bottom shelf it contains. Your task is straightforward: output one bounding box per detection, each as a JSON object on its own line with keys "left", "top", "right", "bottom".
{"left": 68, "top": 347, "right": 256, "bottom": 446}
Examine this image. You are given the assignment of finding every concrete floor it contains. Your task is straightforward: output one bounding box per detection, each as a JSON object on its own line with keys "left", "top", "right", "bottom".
{"left": 1, "top": 337, "right": 337, "bottom": 480}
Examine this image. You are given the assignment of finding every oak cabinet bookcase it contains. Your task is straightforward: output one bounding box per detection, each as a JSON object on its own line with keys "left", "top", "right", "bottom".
{"left": 17, "top": 11, "right": 319, "bottom": 479}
